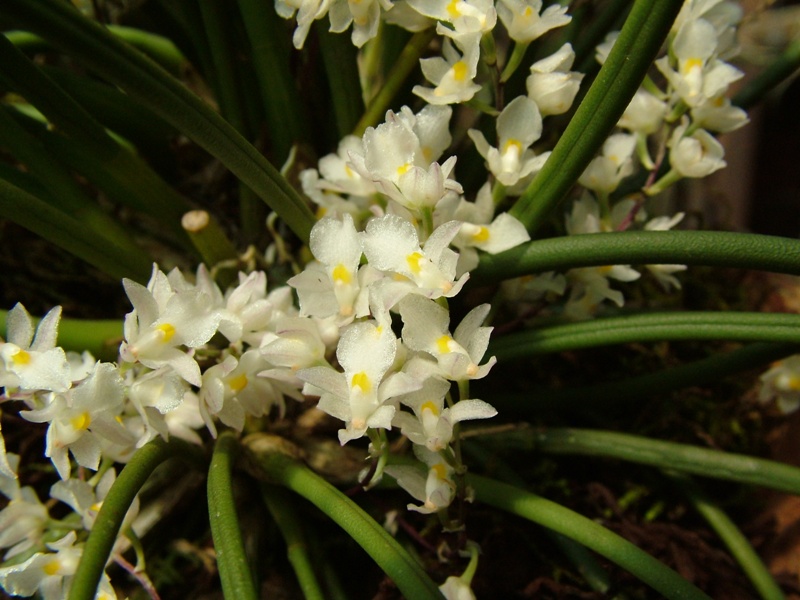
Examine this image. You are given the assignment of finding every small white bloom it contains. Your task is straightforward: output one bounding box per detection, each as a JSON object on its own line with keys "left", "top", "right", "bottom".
{"left": 289, "top": 213, "right": 369, "bottom": 324}
{"left": 199, "top": 350, "right": 290, "bottom": 436}
{"left": 120, "top": 265, "right": 222, "bottom": 386}
{"left": 0, "top": 531, "right": 82, "bottom": 600}
{"left": 298, "top": 321, "right": 419, "bottom": 444}
{"left": 618, "top": 89, "right": 668, "bottom": 135}
{"left": 413, "top": 38, "right": 482, "bottom": 105}
{"left": 393, "top": 377, "right": 497, "bottom": 452}
{"left": 468, "top": 96, "right": 549, "bottom": 187}
{"left": 23, "top": 363, "right": 130, "bottom": 479}
{"left": 655, "top": 18, "right": 743, "bottom": 109}
{"left": 362, "top": 215, "right": 468, "bottom": 301}
{"left": 328, "top": 0, "right": 392, "bottom": 48}
{"left": 0, "top": 304, "right": 71, "bottom": 395}
{"left": 399, "top": 295, "right": 496, "bottom": 381}
{"left": 578, "top": 133, "right": 637, "bottom": 194}
{"left": 0, "top": 454, "right": 49, "bottom": 560}
{"left": 526, "top": 43, "right": 584, "bottom": 116}
{"left": 668, "top": 121, "right": 726, "bottom": 178}
{"left": 496, "top": 0, "right": 571, "bottom": 43}
{"left": 690, "top": 97, "right": 749, "bottom": 133}
{"left": 275, "top": 0, "right": 331, "bottom": 49}
{"left": 759, "top": 356, "right": 800, "bottom": 413}
{"left": 384, "top": 446, "right": 456, "bottom": 513}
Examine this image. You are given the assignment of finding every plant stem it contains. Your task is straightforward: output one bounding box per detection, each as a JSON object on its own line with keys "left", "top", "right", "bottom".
{"left": 207, "top": 431, "right": 259, "bottom": 600}
{"left": 260, "top": 484, "right": 325, "bottom": 600}
{"left": 509, "top": 0, "right": 683, "bottom": 234}
{"left": 488, "top": 427, "right": 800, "bottom": 495}
{"left": 489, "top": 311, "right": 800, "bottom": 359}
{"left": 469, "top": 474, "right": 711, "bottom": 599}
{"left": 68, "top": 438, "right": 204, "bottom": 600}
{"left": 242, "top": 433, "right": 444, "bottom": 599}
{"left": 667, "top": 472, "right": 786, "bottom": 600}
{"left": 471, "top": 230, "right": 800, "bottom": 285}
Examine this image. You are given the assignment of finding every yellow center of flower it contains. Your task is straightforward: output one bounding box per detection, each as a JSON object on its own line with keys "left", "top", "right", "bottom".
{"left": 228, "top": 373, "right": 248, "bottom": 393}
{"left": 431, "top": 463, "right": 448, "bottom": 480}
{"left": 351, "top": 371, "right": 372, "bottom": 393}
{"left": 436, "top": 335, "right": 454, "bottom": 354}
{"left": 452, "top": 61, "right": 468, "bottom": 82}
{"left": 157, "top": 323, "right": 176, "bottom": 343}
{"left": 681, "top": 57, "right": 703, "bottom": 75}
{"left": 471, "top": 226, "right": 490, "bottom": 243}
{"left": 397, "top": 162, "right": 411, "bottom": 176}
{"left": 11, "top": 349, "right": 31, "bottom": 365}
{"left": 420, "top": 400, "right": 439, "bottom": 416}
{"left": 70, "top": 412, "right": 91, "bottom": 431}
{"left": 90, "top": 501, "right": 103, "bottom": 512}
{"left": 446, "top": 0, "right": 461, "bottom": 18}
{"left": 523, "top": 5, "right": 533, "bottom": 17}
{"left": 332, "top": 263, "right": 352, "bottom": 285}
{"left": 503, "top": 138, "right": 523, "bottom": 155}
{"left": 406, "top": 252, "right": 424, "bottom": 275}
{"left": 43, "top": 559, "right": 61, "bottom": 576}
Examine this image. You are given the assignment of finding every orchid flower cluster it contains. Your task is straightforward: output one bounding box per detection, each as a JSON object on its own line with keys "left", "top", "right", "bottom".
{"left": 0, "top": 0, "right": 759, "bottom": 598}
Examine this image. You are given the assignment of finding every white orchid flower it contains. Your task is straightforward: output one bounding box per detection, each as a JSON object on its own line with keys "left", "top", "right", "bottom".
{"left": 399, "top": 294, "right": 496, "bottom": 381}
{"left": 526, "top": 43, "right": 584, "bottom": 116}
{"left": 468, "top": 96, "right": 549, "bottom": 187}
{"left": 0, "top": 303, "right": 71, "bottom": 395}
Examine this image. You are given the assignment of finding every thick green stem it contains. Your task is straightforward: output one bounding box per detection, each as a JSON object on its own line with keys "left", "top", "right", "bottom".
{"left": 0, "top": 0, "right": 315, "bottom": 242}
{"left": 260, "top": 484, "right": 325, "bottom": 600}
{"left": 509, "top": 0, "right": 683, "bottom": 234}
{"left": 469, "top": 474, "right": 711, "bottom": 599}
{"left": 68, "top": 438, "right": 204, "bottom": 600}
{"left": 462, "top": 442, "right": 614, "bottom": 594}
{"left": 208, "top": 431, "right": 259, "bottom": 600}
{"left": 472, "top": 230, "right": 800, "bottom": 285}
{"left": 489, "top": 311, "right": 800, "bottom": 360}
{"left": 668, "top": 473, "right": 786, "bottom": 600}
{"left": 242, "top": 433, "right": 443, "bottom": 599}
{"left": 490, "top": 427, "right": 800, "bottom": 495}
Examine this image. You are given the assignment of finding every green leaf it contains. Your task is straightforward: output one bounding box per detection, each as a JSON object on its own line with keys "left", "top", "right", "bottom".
{"left": 1, "top": 0, "right": 315, "bottom": 242}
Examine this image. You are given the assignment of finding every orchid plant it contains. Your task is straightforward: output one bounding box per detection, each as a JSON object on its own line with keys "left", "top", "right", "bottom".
{"left": 1, "top": 0, "right": 800, "bottom": 598}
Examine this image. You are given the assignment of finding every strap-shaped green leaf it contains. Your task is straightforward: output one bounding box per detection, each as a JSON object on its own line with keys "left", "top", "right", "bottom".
{"left": 1, "top": 0, "right": 315, "bottom": 242}
{"left": 490, "top": 311, "right": 800, "bottom": 360}
{"left": 472, "top": 230, "right": 800, "bottom": 285}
